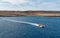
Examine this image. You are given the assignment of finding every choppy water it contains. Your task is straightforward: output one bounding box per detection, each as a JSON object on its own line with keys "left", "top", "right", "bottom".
{"left": 0, "top": 16, "right": 60, "bottom": 38}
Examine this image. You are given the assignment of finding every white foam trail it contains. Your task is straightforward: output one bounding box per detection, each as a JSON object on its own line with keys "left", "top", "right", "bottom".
{"left": 2, "top": 18, "right": 39, "bottom": 27}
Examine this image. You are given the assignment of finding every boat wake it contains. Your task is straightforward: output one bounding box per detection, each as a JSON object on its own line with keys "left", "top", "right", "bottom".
{"left": 2, "top": 18, "right": 39, "bottom": 27}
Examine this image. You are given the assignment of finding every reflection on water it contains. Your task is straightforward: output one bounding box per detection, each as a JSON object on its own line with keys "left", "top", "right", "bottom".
{"left": 0, "top": 16, "right": 60, "bottom": 38}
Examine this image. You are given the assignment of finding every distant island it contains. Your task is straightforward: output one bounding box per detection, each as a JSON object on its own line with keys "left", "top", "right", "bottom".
{"left": 0, "top": 11, "right": 60, "bottom": 17}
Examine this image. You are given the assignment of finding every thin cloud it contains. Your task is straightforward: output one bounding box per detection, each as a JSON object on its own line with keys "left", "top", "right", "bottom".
{"left": 1, "top": 0, "right": 29, "bottom": 4}
{"left": 41, "top": 2, "right": 57, "bottom": 8}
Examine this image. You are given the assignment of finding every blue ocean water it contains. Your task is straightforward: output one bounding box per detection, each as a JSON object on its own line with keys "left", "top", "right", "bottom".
{"left": 0, "top": 16, "right": 60, "bottom": 38}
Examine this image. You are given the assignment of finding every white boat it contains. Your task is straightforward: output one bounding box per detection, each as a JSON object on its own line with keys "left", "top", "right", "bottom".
{"left": 38, "top": 24, "right": 45, "bottom": 28}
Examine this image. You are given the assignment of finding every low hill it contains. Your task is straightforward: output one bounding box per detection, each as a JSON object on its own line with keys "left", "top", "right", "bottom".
{"left": 0, "top": 11, "right": 60, "bottom": 16}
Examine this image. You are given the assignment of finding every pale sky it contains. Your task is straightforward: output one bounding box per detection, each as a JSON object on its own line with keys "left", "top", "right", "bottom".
{"left": 0, "top": 0, "right": 60, "bottom": 11}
